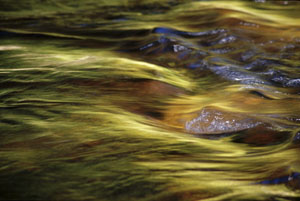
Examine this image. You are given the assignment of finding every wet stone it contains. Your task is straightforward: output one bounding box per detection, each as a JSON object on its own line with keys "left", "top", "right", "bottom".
{"left": 152, "top": 27, "right": 226, "bottom": 38}
{"left": 258, "top": 172, "right": 300, "bottom": 185}
{"left": 185, "top": 107, "right": 263, "bottom": 134}
{"left": 293, "top": 131, "right": 300, "bottom": 143}
{"left": 209, "top": 65, "right": 270, "bottom": 85}
{"left": 240, "top": 50, "right": 257, "bottom": 62}
{"left": 209, "top": 47, "right": 235, "bottom": 54}
{"left": 218, "top": 35, "right": 237, "bottom": 44}
{"left": 134, "top": 26, "right": 300, "bottom": 89}
{"left": 244, "top": 58, "right": 280, "bottom": 71}
{"left": 232, "top": 126, "right": 291, "bottom": 146}
{"left": 286, "top": 79, "right": 300, "bottom": 87}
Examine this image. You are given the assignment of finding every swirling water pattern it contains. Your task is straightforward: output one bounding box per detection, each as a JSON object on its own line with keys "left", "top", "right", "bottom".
{"left": 0, "top": 0, "right": 300, "bottom": 200}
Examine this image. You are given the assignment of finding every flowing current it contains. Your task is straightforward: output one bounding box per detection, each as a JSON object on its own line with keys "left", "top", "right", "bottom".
{"left": 0, "top": 0, "right": 300, "bottom": 200}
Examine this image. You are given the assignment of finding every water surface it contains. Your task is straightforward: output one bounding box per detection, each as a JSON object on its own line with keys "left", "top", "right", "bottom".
{"left": 0, "top": 0, "right": 300, "bottom": 200}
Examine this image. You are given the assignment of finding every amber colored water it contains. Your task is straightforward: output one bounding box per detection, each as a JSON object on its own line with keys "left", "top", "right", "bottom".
{"left": 0, "top": 0, "right": 300, "bottom": 200}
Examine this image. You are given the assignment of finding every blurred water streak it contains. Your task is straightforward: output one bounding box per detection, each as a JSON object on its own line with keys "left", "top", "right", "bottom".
{"left": 0, "top": 0, "right": 300, "bottom": 200}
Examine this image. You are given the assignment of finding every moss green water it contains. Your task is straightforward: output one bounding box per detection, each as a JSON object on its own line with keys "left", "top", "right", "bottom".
{"left": 0, "top": 0, "right": 300, "bottom": 200}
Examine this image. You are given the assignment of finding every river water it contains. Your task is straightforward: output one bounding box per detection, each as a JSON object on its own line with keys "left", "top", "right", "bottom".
{"left": 0, "top": 0, "right": 300, "bottom": 200}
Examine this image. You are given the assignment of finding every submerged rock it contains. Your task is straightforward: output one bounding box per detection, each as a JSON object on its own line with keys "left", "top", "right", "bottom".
{"left": 185, "top": 107, "right": 263, "bottom": 134}
{"left": 133, "top": 26, "right": 300, "bottom": 89}
{"left": 232, "top": 126, "right": 291, "bottom": 146}
{"left": 293, "top": 131, "right": 300, "bottom": 143}
{"left": 209, "top": 65, "right": 270, "bottom": 85}
{"left": 258, "top": 172, "right": 300, "bottom": 186}
{"left": 184, "top": 106, "right": 294, "bottom": 146}
{"left": 286, "top": 79, "right": 300, "bottom": 87}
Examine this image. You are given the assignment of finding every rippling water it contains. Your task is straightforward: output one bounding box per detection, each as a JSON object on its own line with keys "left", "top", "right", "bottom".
{"left": 1, "top": 0, "right": 300, "bottom": 200}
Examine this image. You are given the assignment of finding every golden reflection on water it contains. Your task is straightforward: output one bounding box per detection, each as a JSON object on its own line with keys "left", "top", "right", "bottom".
{"left": 0, "top": 0, "right": 300, "bottom": 201}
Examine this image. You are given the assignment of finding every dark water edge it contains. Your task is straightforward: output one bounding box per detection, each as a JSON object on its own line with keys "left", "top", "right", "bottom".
{"left": 0, "top": 0, "right": 300, "bottom": 200}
